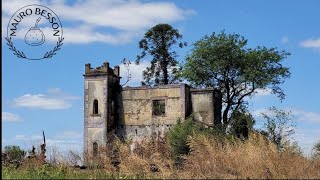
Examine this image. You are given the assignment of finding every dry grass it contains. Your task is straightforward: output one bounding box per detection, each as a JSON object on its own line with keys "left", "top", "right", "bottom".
{"left": 3, "top": 133, "right": 320, "bottom": 179}
{"left": 180, "top": 133, "right": 320, "bottom": 179}
{"left": 82, "top": 133, "right": 320, "bottom": 179}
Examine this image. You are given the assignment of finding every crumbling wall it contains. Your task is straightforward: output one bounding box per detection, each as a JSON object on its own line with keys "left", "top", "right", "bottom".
{"left": 84, "top": 78, "right": 108, "bottom": 156}
{"left": 191, "top": 89, "right": 220, "bottom": 126}
{"left": 83, "top": 61, "right": 121, "bottom": 158}
{"left": 119, "top": 84, "right": 189, "bottom": 141}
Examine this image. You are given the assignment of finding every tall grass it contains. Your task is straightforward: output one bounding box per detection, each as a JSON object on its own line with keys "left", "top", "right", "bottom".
{"left": 3, "top": 133, "right": 320, "bottom": 179}
{"left": 181, "top": 133, "right": 320, "bottom": 179}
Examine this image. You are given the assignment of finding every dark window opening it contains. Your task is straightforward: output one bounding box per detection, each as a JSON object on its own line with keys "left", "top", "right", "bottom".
{"left": 135, "top": 129, "right": 138, "bottom": 135}
{"left": 93, "top": 142, "right": 98, "bottom": 157}
{"left": 93, "top": 99, "right": 98, "bottom": 114}
{"left": 111, "top": 100, "right": 115, "bottom": 115}
{"left": 152, "top": 100, "right": 165, "bottom": 116}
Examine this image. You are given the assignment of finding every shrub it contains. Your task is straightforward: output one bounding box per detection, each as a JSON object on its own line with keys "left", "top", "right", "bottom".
{"left": 3, "top": 145, "right": 26, "bottom": 163}
{"left": 229, "top": 109, "right": 255, "bottom": 139}
{"left": 168, "top": 116, "right": 227, "bottom": 162}
{"left": 168, "top": 117, "right": 195, "bottom": 158}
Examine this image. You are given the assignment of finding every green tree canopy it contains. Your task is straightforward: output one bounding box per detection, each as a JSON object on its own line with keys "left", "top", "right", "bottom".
{"left": 182, "top": 31, "right": 291, "bottom": 126}
{"left": 3, "top": 145, "right": 26, "bottom": 163}
{"left": 136, "top": 23, "right": 187, "bottom": 86}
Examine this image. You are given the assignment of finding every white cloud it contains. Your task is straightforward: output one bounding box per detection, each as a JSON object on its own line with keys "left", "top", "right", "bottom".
{"left": 119, "top": 60, "right": 150, "bottom": 86}
{"left": 47, "top": 88, "right": 63, "bottom": 94}
{"left": 2, "top": 0, "right": 195, "bottom": 44}
{"left": 253, "top": 107, "right": 320, "bottom": 124}
{"left": 300, "top": 38, "right": 320, "bottom": 49}
{"left": 13, "top": 88, "right": 80, "bottom": 110}
{"left": 291, "top": 109, "right": 320, "bottom": 124}
{"left": 15, "top": 134, "right": 42, "bottom": 141}
{"left": 12, "top": 131, "right": 83, "bottom": 153}
{"left": 254, "top": 88, "right": 272, "bottom": 97}
{"left": 46, "top": 139, "right": 82, "bottom": 154}
{"left": 13, "top": 94, "right": 72, "bottom": 109}
{"left": 244, "top": 88, "right": 273, "bottom": 102}
{"left": 2, "top": 112, "right": 22, "bottom": 122}
{"left": 56, "top": 131, "right": 82, "bottom": 139}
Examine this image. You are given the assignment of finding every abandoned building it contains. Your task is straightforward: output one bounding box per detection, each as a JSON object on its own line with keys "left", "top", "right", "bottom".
{"left": 83, "top": 61, "right": 222, "bottom": 156}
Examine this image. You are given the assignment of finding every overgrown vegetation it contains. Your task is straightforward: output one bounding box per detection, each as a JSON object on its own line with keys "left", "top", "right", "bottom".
{"left": 2, "top": 145, "right": 26, "bottom": 169}
{"left": 3, "top": 124, "right": 320, "bottom": 179}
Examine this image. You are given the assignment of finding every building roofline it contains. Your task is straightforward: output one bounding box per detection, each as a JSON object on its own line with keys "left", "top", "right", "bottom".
{"left": 190, "top": 88, "right": 221, "bottom": 93}
{"left": 122, "top": 83, "right": 189, "bottom": 91}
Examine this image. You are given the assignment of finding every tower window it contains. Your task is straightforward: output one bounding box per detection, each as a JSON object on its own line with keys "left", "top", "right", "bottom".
{"left": 152, "top": 100, "right": 165, "bottom": 116}
{"left": 93, "top": 142, "right": 98, "bottom": 157}
{"left": 93, "top": 99, "right": 99, "bottom": 114}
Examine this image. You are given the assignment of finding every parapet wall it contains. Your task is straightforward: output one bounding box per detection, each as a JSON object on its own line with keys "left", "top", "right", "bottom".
{"left": 84, "top": 61, "right": 120, "bottom": 77}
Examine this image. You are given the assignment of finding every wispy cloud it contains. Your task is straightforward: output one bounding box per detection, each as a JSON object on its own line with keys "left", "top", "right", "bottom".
{"left": 2, "top": 112, "right": 22, "bottom": 122}
{"left": 254, "top": 88, "right": 272, "bottom": 97}
{"left": 56, "top": 131, "right": 82, "bottom": 139}
{"left": 291, "top": 109, "right": 320, "bottom": 124}
{"left": 2, "top": 0, "right": 195, "bottom": 44}
{"left": 15, "top": 134, "right": 42, "bottom": 141}
{"left": 300, "top": 38, "right": 320, "bottom": 49}
{"left": 12, "top": 130, "right": 83, "bottom": 153}
{"left": 12, "top": 88, "right": 80, "bottom": 110}
{"left": 253, "top": 107, "right": 320, "bottom": 124}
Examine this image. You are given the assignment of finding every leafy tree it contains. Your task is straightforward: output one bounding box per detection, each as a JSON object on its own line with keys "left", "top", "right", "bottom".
{"left": 260, "top": 106, "right": 295, "bottom": 149}
{"left": 3, "top": 145, "right": 26, "bottom": 163}
{"left": 136, "top": 24, "right": 187, "bottom": 86}
{"left": 182, "top": 31, "right": 290, "bottom": 127}
{"left": 229, "top": 108, "right": 255, "bottom": 139}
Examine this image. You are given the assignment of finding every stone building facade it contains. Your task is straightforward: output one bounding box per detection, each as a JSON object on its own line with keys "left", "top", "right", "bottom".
{"left": 83, "top": 61, "right": 222, "bottom": 157}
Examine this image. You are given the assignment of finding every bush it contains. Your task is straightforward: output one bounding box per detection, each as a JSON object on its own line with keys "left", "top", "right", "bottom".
{"left": 229, "top": 109, "right": 255, "bottom": 139}
{"left": 3, "top": 145, "right": 26, "bottom": 163}
{"left": 168, "top": 117, "right": 195, "bottom": 158}
{"left": 168, "top": 116, "right": 227, "bottom": 161}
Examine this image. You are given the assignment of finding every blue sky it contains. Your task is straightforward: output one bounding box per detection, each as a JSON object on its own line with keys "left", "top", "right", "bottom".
{"left": 2, "top": 0, "right": 320, "bottom": 156}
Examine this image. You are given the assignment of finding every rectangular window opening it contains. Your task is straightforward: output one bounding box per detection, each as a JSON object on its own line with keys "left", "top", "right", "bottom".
{"left": 152, "top": 99, "right": 165, "bottom": 116}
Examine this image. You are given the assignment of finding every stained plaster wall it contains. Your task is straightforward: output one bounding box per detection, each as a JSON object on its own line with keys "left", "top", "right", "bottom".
{"left": 117, "top": 84, "right": 190, "bottom": 141}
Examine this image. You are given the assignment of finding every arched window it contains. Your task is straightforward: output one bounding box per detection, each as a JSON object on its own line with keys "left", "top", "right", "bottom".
{"left": 93, "top": 142, "right": 98, "bottom": 157}
{"left": 93, "top": 99, "right": 98, "bottom": 114}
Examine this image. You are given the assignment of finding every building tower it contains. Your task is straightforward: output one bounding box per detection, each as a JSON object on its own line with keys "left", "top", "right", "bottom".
{"left": 83, "top": 61, "right": 120, "bottom": 158}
